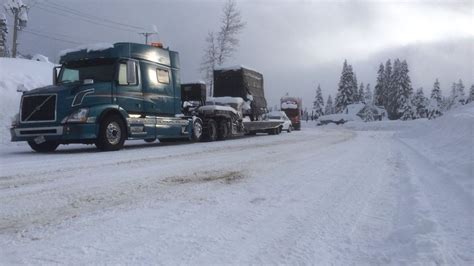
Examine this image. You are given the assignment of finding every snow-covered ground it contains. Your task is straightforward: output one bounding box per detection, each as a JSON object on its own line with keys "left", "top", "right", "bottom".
{"left": 0, "top": 58, "right": 472, "bottom": 264}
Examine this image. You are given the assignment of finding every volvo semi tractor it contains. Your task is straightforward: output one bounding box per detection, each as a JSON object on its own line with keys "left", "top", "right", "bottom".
{"left": 10, "top": 42, "right": 282, "bottom": 152}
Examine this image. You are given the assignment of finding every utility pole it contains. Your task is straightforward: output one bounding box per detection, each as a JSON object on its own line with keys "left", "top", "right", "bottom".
{"left": 6, "top": 0, "right": 28, "bottom": 58}
{"left": 11, "top": 8, "right": 18, "bottom": 58}
{"left": 138, "top": 32, "right": 156, "bottom": 45}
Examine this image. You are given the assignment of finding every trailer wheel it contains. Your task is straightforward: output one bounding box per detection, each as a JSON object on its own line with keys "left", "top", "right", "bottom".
{"left": 204, "top": 119, "right": 217, "bottom": 142}
{"left": 27, "top": 140, "right": 59, "bottom": 153}
{"left": 217, "top": 120, "right": 229, "bottom": 140}
{"left": 95, "top": 114, "right": 126, "bottom": 151}
{"left": 191, "top": 118, "right": 203, "bottom": 142}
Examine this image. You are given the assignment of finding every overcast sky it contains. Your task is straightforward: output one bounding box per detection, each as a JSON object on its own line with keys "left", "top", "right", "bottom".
{"left": 3, "top": 0, "right": 473, "bottom": 108}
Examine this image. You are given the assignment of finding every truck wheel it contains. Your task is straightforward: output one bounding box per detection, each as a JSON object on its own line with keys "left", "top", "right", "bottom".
{"left": 27, "top": 140, "right": 59, "bottom": 153}
{"left": 287, "top": 126, "right": 292, "bottom": 133}
{"left": 217, "top": 120, "right": 229, "bottom": 140}
{"left": 204, "top": 119, "right": 217, "bottom": 142}
{"left": 191, "top": 118, "right": 203, "bottom": 142}
{"left": 144, "top": 138, "right": 156, "bottom": 143}
{"left": 95, "top": 114, "right": 126, "bottom": 151}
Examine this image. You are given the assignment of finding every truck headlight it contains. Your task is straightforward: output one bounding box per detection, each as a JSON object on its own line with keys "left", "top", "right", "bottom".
{"left": 11, "top": 113, "right": 20, "bottom": 127}
{"left": 66, "top": 108, "right": 89, "bottom": 123}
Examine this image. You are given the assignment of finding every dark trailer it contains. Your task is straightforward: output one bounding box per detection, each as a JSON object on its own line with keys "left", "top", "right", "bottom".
{"left": 213, "top": 67, "right": 267, "bottom": 120}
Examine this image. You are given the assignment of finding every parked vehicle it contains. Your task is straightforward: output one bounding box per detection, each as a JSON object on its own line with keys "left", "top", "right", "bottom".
{"left": 280, "top": 96, "right": 302, "bottom": 130}
{"left": 10, "top": 43, "right": 282, "bottom": 152}
{"left": 266, "top": 111, "right": 293, "bottom": 132}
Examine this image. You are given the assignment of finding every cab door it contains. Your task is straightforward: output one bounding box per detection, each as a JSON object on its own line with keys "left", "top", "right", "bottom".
{"left": 141, "top": 62, "right": 175, "bottom": 116}
{"left": 115, "top": 60, "right": 143, "bottom": 114}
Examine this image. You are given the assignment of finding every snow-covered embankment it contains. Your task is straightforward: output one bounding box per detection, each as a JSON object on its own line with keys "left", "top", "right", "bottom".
{"left": 0, "top": 58, "right": 54, "bottom": 143}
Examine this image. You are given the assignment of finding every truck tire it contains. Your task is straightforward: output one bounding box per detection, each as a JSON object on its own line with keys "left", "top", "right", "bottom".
{"left": 287, "top": 126, "right": 292, "bottom": 133}
{"left": 95, "top": 114, "right": 126, "bottom": 151}
{"left": 217, "top": 120, "right": 229, "bottom": 140}
{"left": 27, "top": 140, "right": 59, "bottom": 153}
{"left": 191, "top": 118, "right": 203, "bottom": 142}
{"left": 144, "top": 138, "right": 156, "bottom": 143}
{"left": 204, "top": 119, "right": 217, "bottom": 142}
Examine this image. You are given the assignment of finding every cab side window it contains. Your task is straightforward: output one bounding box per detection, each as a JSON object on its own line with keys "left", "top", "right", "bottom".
{"left": 157, "top": 69, "right": 169, "bottom": 84}
{"left": 117, "top": 61, "right": 138, "bottom": 86}
{"left": 118, "top": 63, "right": 127, "bottom": 85}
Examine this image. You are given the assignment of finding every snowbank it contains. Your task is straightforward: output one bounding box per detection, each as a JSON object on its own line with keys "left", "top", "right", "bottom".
{"left": 399, "top": 103, "right": 474, "bottom": 191}
{"left": 0, "top": 58, "right": 54, "bottom": 143}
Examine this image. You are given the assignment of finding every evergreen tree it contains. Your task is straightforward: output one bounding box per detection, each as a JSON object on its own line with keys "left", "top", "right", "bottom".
{"left": 430, "top": 79, "right": 443, "bottom": 106}
{"left": 374, "top": 63, "right": 385, "bottom": 106}
{"left": 383, "top": 59, "right": 393, "bottom": 108}
{"left": 0, "top": 14, "right": 8, "bottom": 57}
{"left": 428, "top": 79, "right": 443, "bottom": 119}
{"left": 313, "top": 84, "right": 325, "bottom": 118}
{"left": 467, "top": 85, "right": 474, "bottom": 104}
{"left": 397, "top": 60, "right": 414, "bottom": 120}
{"left": 358, "top": 82, "right": 365, "bottom": 103}
{"left": 457, "top": 79, "right": 466, "bottom": 105}
{"left": 335, "top": 60, "right": 357, "bottom": 113}
{"left": 325, "top": 94, "right": 334, "bottom": 115}
{"left": 364, "top": 83, "right": 373, "bottom": 103}
{"left": 412, "top": 88, "right": 428, "bottom": 118}
{"left": 386, "top": 59, "right": 400, "bottom": 119}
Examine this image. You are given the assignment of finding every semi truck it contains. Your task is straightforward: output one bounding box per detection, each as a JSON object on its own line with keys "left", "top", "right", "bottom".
{"left": 280, "top": 96, "right": 302, "bottom": 130}
{"left": 10, "top": 42, "right": 283, "bottom": 152}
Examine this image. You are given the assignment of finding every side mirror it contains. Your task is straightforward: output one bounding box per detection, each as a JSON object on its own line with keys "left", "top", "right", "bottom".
{"left": 53, "top": 66, "right": 61, "bottom": 85}
{"left": 126, "top": 61, "right": 137, "bottom": 84}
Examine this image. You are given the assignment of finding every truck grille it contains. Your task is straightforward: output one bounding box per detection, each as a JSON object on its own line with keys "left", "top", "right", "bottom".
{"left": 21, "top": 94, "right": 57, "bottom": 122}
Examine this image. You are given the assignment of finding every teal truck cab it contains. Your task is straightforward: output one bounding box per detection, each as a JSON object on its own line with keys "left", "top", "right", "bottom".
{"left": 10, "top": 42, "right": 283, "bottom": 152}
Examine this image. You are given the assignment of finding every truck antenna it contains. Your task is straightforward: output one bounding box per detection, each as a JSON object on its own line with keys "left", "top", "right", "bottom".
{"left": 138, "top": 32, "right": 156, "bottom": 45}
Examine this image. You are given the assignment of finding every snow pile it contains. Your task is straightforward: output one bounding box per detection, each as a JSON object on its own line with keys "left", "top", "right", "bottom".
{"left": 198, "top": 105, "right": 238, "bottom": 114}
{"left": 31, "top": 54, "right": 51, "bottom": 63}
{"left": 399, "top": 103, "right": 474, "bottom": 191}
{"left": 0, "top": 58, "right": 54, "bottom": 143}
{"left": 207, "top": 96, "right": 244, "bottom": 106}
{"left": 58, "top": 43, "right": 114, "bottom": 57}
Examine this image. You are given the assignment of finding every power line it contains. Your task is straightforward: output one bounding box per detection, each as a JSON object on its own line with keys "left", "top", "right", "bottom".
{"left": 43, "top": 0, "right": 146, "bottom": 31}
{"left": 35, "top": 5, "right": 140, "bottom": 33}
{"left": 22, "top": 29, "right": 84, "bottom": 45}
{"left": 28, "top": 27, "right": 105, "bottom": 43}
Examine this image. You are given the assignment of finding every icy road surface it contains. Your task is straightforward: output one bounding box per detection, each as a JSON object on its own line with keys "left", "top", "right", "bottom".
{"left": 0, "top": 126, "right": 472, "bottom": 264}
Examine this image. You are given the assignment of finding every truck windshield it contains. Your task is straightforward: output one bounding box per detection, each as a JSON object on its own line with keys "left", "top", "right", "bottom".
{"left": 59, "top": 59, "right": 115, "bottom": 84}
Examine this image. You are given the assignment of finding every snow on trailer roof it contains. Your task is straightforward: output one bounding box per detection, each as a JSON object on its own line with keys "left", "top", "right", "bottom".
{"left": 281, "top": 102, "right": 298, "bottom": 109}
{"left": 214, "top": 65, "right": 258, "bottom": 73}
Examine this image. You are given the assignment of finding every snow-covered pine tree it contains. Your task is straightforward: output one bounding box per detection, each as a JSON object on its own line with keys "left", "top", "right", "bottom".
{"left": 412, "top": 87, "right": 427, "bottom": 119}
{"left": 358, "top": 82, "right": 365, "bottom": 104}
{"left": 383, "top": 59, "right": 393, "bottom": 109}
{"left": 457, "top": 79, "right": 466, "bottom": 105}
{"left": 325, "top": 94, "right": 334, "bottom": 115}
{"left": 374, "top": 63, "right": 384, "bottom": 106}
{"left": 430, "top": 79, "right": 443, "bottom": 106}
{"left": 312, "top": 84, "right": 324, "bottom": 118}
{"left": 364, "top": 83, "right": 372, "bottom": 104}
{"left": 397, "top": 60, "right": 414, "bottom": 120}
{"left": 0, "top": 13, "right": 8, "bottom": 57}
{"left": 335, "top": 60, "right": 356, "bottom": 113}
{"left": 386, "top": 59, "right": 400, "bottom": 119}
{"left": 468, "top": 85, "right": 474, "bottom": 104}
{"left": 427, "top": 79, "right": 443, "bottom": 119}
{"left": 350, "top": 66, "right": 358, "bottom": 102}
